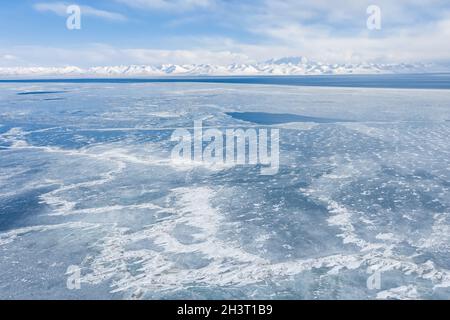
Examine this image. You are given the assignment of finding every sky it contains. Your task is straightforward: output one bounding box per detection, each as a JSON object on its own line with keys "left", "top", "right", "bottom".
{"left": 0, "top": 0, "right": 450, "bottom": 67}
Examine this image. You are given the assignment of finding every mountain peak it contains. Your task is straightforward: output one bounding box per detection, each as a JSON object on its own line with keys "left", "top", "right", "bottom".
{"left": 0, "top": 58, "right": 433, "bottom": 77}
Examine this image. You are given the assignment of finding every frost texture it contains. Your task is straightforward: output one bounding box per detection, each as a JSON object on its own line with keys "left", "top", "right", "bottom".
{"left": 1, "top": 82, "right": 450, "bottom": 299}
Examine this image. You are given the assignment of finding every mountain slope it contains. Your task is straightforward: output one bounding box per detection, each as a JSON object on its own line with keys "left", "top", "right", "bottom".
{"left": 0, "top": 57, "right": 434, "bottom": 77}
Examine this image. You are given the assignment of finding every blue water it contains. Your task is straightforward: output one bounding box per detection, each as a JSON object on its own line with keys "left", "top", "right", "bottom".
{"left": 227, "top": 112, "right": 352, "bottom": 124}
{"left": 17, "top": 91, "right": 68, "bottom": 95}
{"left": 1, "top": 73, "right": 450, "bottom": 89}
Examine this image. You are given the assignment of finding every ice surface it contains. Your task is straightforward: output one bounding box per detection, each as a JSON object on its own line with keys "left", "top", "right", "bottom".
{"left": 1, "top": 82, "right": 450, "bottom": 299}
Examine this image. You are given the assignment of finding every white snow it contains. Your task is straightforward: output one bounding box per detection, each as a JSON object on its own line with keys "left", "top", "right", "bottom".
{"left": 0, "top": 57, "right": 432, "bottom": 77}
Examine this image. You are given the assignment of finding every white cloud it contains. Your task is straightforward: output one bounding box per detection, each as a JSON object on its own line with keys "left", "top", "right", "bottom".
{"left": 0, "top": 44, "right": 250, "bottom": 67}
{"left": 124, "top": 48, "right": 248, "bottom": 65}
{"left": 115, "top": 0, "right": 213, "bottom": 11}
{"left": 2, "top": 54, "right": 17, "bottom": 60}
{"left": 222, "top": 0, "right": 450, "bottom": 64}
{"left": 34, "top": 2, "right": 127, "bottom": 21}
{"left": 9, "top": 0, "right": 450, "bottom": 66}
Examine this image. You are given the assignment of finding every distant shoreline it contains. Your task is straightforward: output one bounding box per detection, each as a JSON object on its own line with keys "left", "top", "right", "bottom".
{"left": 1, "top": 73, "right": 450, "bottom": 90}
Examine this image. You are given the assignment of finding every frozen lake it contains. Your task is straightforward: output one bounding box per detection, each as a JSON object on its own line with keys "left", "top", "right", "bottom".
{"left": 1, "top": 79, "right": 450, "bottom": 299}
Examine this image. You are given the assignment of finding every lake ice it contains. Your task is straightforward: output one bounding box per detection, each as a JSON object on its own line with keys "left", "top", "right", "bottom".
{"left": 1, "top": 81, "right": 450, "bottom": 299}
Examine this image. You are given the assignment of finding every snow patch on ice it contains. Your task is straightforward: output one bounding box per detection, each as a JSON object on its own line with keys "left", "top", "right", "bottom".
{"left": 376, "top": 285, "right": 419, "bottom": 300}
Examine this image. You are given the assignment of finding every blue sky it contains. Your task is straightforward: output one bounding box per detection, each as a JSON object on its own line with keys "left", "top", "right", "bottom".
{"left": 1, "top": 0, "right": 450, "bottom": 67}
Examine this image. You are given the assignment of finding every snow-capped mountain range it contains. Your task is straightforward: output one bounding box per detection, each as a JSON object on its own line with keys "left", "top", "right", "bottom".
{"left": 0, "top": 57, "right": 436, "bottom": 77}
